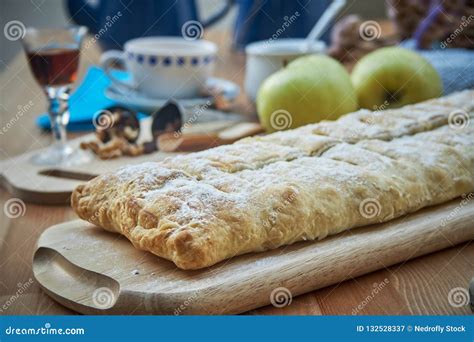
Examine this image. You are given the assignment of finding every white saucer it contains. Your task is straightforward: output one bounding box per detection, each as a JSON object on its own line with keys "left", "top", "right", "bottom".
{"left": 104, "top": 77, "right": 240, "bottom": 112}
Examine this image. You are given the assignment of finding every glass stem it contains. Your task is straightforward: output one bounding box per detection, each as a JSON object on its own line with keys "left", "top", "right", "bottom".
{"left": 45, "top": 86, "right": 70, "bottom": 147}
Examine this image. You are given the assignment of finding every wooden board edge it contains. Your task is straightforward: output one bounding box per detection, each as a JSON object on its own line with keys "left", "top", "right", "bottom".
{"left": 32, "top": 199, "right": 474, "bottom": 315}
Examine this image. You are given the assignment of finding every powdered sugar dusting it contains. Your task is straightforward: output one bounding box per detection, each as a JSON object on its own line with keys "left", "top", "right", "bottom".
{"left": 114, "top": 162, "right": 163, "bottom": 183}
{"left": 87, "top": 91, "right": 473, "bottom": 239}
{"left": 108, "top": 116, "right": 473, "bottom": 225}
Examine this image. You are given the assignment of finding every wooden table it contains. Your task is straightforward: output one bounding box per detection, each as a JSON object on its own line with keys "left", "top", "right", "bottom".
{"left": 0, "top": 31, "right": 472, "bottom": 316}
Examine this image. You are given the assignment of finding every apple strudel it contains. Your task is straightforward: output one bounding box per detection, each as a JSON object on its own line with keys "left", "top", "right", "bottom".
{"left": 72, "top": 90, "right": 474, "bottom": 269}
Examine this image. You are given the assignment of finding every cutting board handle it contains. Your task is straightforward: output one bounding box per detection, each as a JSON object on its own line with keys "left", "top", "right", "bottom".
{"left": 33, "top": 247, "right": 121, "bottom": 312}
{"left": 32, "top": 198, "right": 474, "bottom": 314}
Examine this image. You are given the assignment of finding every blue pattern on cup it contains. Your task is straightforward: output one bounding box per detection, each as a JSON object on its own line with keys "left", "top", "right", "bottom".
{"left": 163, "top": 57, "right": 172, "bottom": 66}
{"left": 131, "top": 55, "right": 213, "bottom": 67}
{"left": 149, "top": 56, "right": 157, "bottom": 66}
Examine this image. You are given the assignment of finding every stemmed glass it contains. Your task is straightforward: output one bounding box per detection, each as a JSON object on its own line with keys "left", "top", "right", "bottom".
{"left": 21, "top": 26, "right": 91, "bottom": 166}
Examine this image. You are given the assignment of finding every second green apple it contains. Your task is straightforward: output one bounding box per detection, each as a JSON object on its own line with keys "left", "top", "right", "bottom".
{"left": 351, "top": 47, "right": 443, "bottom": 110}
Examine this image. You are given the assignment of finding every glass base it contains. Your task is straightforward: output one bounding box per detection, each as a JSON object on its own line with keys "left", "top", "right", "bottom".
{"left": 30, "top": 144, "right": 92, "bottom": 166}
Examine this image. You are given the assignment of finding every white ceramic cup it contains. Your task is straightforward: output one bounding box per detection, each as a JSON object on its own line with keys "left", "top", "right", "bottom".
{"left": 244, "top": 39, "right": 327, "bottom": 101}
{"left": 100, "top": 37, "right": 218, "bottom": 99}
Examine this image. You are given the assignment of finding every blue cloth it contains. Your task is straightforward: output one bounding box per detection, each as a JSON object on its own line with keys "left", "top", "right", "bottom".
{"left": 36, "top": 66, "right": 133, "bottom": 132}
{"left": 417, "top": 49, "right": 474, "bottom": 94}
{"left": 402, "top": 40, "right": 474, "bottom": 94}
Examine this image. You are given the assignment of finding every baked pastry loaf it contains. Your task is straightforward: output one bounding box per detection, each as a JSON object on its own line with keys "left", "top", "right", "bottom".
{"left": 72, "top": 90, "right": 474, "bottom": 269}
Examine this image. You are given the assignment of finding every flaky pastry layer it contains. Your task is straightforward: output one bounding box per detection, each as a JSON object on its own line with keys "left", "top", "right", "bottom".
{"left": 72, "top": 90, "right": 474, "bottom": 269}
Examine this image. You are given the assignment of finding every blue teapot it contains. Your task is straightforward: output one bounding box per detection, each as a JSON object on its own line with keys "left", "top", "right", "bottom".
{"left": 67, "top": 0, "right": 331, "bottom": 50}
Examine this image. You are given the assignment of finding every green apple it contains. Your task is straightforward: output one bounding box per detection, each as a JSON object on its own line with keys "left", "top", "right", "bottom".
{"left": 257, "top": 55, "right": 358, "bottom": 132}
{"left": 351, "top": 47, "right": 442, "bottom": 109}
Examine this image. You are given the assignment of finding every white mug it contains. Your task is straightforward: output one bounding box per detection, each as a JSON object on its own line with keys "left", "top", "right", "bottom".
{"left": 244, "top": 39, "right": 326, "bottom": 101}
{"left": 100, "top": 37, "right": 218, "bottom": 99}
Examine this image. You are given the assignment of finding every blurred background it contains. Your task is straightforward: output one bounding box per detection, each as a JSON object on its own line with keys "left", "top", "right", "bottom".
{"left": 0, "top": 0, "right": 472, "bottom": 158}
{"left": 0, "top": 0, "right": 388, "bottom": 69}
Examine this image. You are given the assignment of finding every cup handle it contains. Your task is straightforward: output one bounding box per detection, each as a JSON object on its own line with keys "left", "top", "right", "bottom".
{"left": 99, "top": 50, "right": 135, "bottom": 91}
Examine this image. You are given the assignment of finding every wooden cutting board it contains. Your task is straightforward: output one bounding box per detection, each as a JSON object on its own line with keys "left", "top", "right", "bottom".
{"left": 0, "top": 115, "right": 242, "bottom": 205}
{"left": 32, "top": 197, "right": 474, "bottom": 315}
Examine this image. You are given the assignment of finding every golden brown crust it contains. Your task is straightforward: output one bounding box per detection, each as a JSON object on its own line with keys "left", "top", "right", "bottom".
{"left": 72, "top": 90, "right": 474, "bottom": 269}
